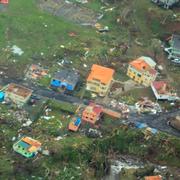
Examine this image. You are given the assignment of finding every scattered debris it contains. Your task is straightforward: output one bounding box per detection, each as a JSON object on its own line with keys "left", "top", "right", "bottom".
{"left": 54, "top": 136, "right": 63, "bottom": 141}
{"left": 11, "top": 45, "right": 24, "bottom": 56}
{"left": 85, "top": 128, "right": 102, "bottom": 138}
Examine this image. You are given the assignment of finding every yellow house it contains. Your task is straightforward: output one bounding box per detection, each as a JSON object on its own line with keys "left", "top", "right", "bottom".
{"left": 127, "top": 56, "right": 157, "bottom": 87}
{"left": 86, "top": 64, "right": 115, "bottom": 96}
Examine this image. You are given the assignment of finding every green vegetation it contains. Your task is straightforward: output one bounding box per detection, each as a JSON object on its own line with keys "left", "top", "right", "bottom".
{"left": 0, "top": 0, "right": 180, "bottom": 179}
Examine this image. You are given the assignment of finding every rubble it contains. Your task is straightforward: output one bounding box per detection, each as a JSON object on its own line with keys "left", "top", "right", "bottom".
{"left": 135, "top": 97, "right": 162, "bottom": 114}
{"left": 110, "top": 100, "right": 130, "bottom": 118}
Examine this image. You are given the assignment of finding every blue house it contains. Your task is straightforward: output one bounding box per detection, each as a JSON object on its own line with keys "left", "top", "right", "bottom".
{"left": 51, "top": 69, "right": 80, "bottom": 91}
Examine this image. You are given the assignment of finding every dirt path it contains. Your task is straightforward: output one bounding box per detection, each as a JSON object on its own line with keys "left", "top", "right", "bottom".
{"left": 37, "top": 0, "right": 101, "bottom": 25}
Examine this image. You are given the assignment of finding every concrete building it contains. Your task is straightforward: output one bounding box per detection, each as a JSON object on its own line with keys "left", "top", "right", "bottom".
{"left": 51, "top": 69, "right": 79, "bottom": 91}
{"left": 5, "top": 83, "right": 32, "bottom": 106}
{"left": 127, "top": 56, "right": 157, "bottom": 87}
{"left": 82, "top": 103, "right": 103, "bottom": 124}
{"left": 86, "top": 64, "right": 115, "bottom": 96}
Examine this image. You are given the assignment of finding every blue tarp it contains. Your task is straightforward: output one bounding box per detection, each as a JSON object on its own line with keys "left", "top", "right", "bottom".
{"left": 51, "top": 79, "right": 74, "bottom": 91}
{"left": 149, "top": 128, "right": 158, "bottom": 134}
{"left": 67, "top": 84, "right": 73, "bottom": 91}
{"left": 51, "top": 79, "right": 61, "bottom": 87}
{"left": 74, "top": 117, "right": 81, "bottom": 126}
{"left": 135, "top": 122, "right": 148, "bottom": 129}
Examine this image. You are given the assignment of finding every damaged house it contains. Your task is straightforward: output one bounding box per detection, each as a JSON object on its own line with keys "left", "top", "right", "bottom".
{"left": 151, "top": 81, "right": 179, "bottom": 101}
{"left": 5, "top": 83, "right": 33, "bottom": 107}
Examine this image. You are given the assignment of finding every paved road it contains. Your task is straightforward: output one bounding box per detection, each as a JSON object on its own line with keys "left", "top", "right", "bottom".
{"left": 128, "top": 110, "right": 180, "bottom": 137}
{"left": 1, "top": 78, "right": 82, "bottom": 104}
{"left": 1, "top": 78, "right": 180, "bottom": 137}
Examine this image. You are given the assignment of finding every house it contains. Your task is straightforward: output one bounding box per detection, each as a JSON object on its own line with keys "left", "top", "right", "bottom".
{"left": 13, "top": 136, "right": 41, "bottom": 158}
{"left": 51, "top": 69, "right": 79, "bottom": 91}
{"left": 166, "top": 34, "right": 180, "bottom": 62}
{"left": 127, "top": 56, "right": 157, "bottom": 86}
{"left": 151, "top": 81, "right": 179, "bottom": 101}
{"left": 86, "top": 64, "right": 115, "bottom": 96}
{"left": 145, "top": 175, "right": 162, "bottom": 180}
{"left": 82, "top": 103, "right": 103, "bottom": 124}
{"left": 151, "top": 0, "right": 179, "bottom": 9}
{"left": 5, "top": 83, "right": 32, "bottom": 106}
{"left": 68, "top": 117, "right": 81, "bottom": 132}
{"left": 0, "top": 0, "right": 9, "bottom": 4}
{"left": 26, "top": 64, "right": 48, "bottom": 80}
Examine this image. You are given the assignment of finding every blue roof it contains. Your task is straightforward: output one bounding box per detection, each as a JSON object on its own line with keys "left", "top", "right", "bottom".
{"left": 18, "top": 140, "right": 30, "bottom": 149}
{"left": 74, "top": 117, "right": 81, "bottom": 126}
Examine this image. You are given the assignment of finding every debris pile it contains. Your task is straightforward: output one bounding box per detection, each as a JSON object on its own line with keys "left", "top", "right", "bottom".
{"left": 135, "top": 97, "right": 162, "bottom": 114}
{"left": 110, "top": 100, "right": 130, "bottom": 118}
{"left": 25, "top": 64, "right": 48, "bottom": 80}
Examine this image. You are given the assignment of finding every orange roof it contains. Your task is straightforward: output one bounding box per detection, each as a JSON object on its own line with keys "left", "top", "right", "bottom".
{"left": 68, "top": 122, "right": 78, "bottom": 132}
{"left": 129, "top": 58, "right": 151, "bottom": 72}
{"left": 6, "top": 83, "right": 32, "bottom": 98}
{"left": 145, "top": 175, "right": 162, "bottom": 180}
{"left": 22, "top": 137, "right": 41, "bottom": 148}
{"left": 87, "top": 64, "right": 114, "bottom": 84}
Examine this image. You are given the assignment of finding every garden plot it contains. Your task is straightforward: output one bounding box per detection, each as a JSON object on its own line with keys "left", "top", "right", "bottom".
{"left": 37, "top": 0, "right": 101, "bottom": 25}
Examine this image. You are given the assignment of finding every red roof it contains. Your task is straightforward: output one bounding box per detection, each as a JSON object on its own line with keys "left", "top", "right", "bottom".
{"left": 0, "top": 0, "right": 8, "bottom": 4}
{"left": 152, "top": 81, "right": 166, "bottom": 90}
{"left": 129, "top": 57, "right": 157, "bottom": 76}
{"left": 129, "top": 58, "right": 151, "bottom": 71}
{"left": 89, "top": 103, "right": 103, "bottom": 115}
{"left": 145, "top": 175, "right": 162, "bottom": 180}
